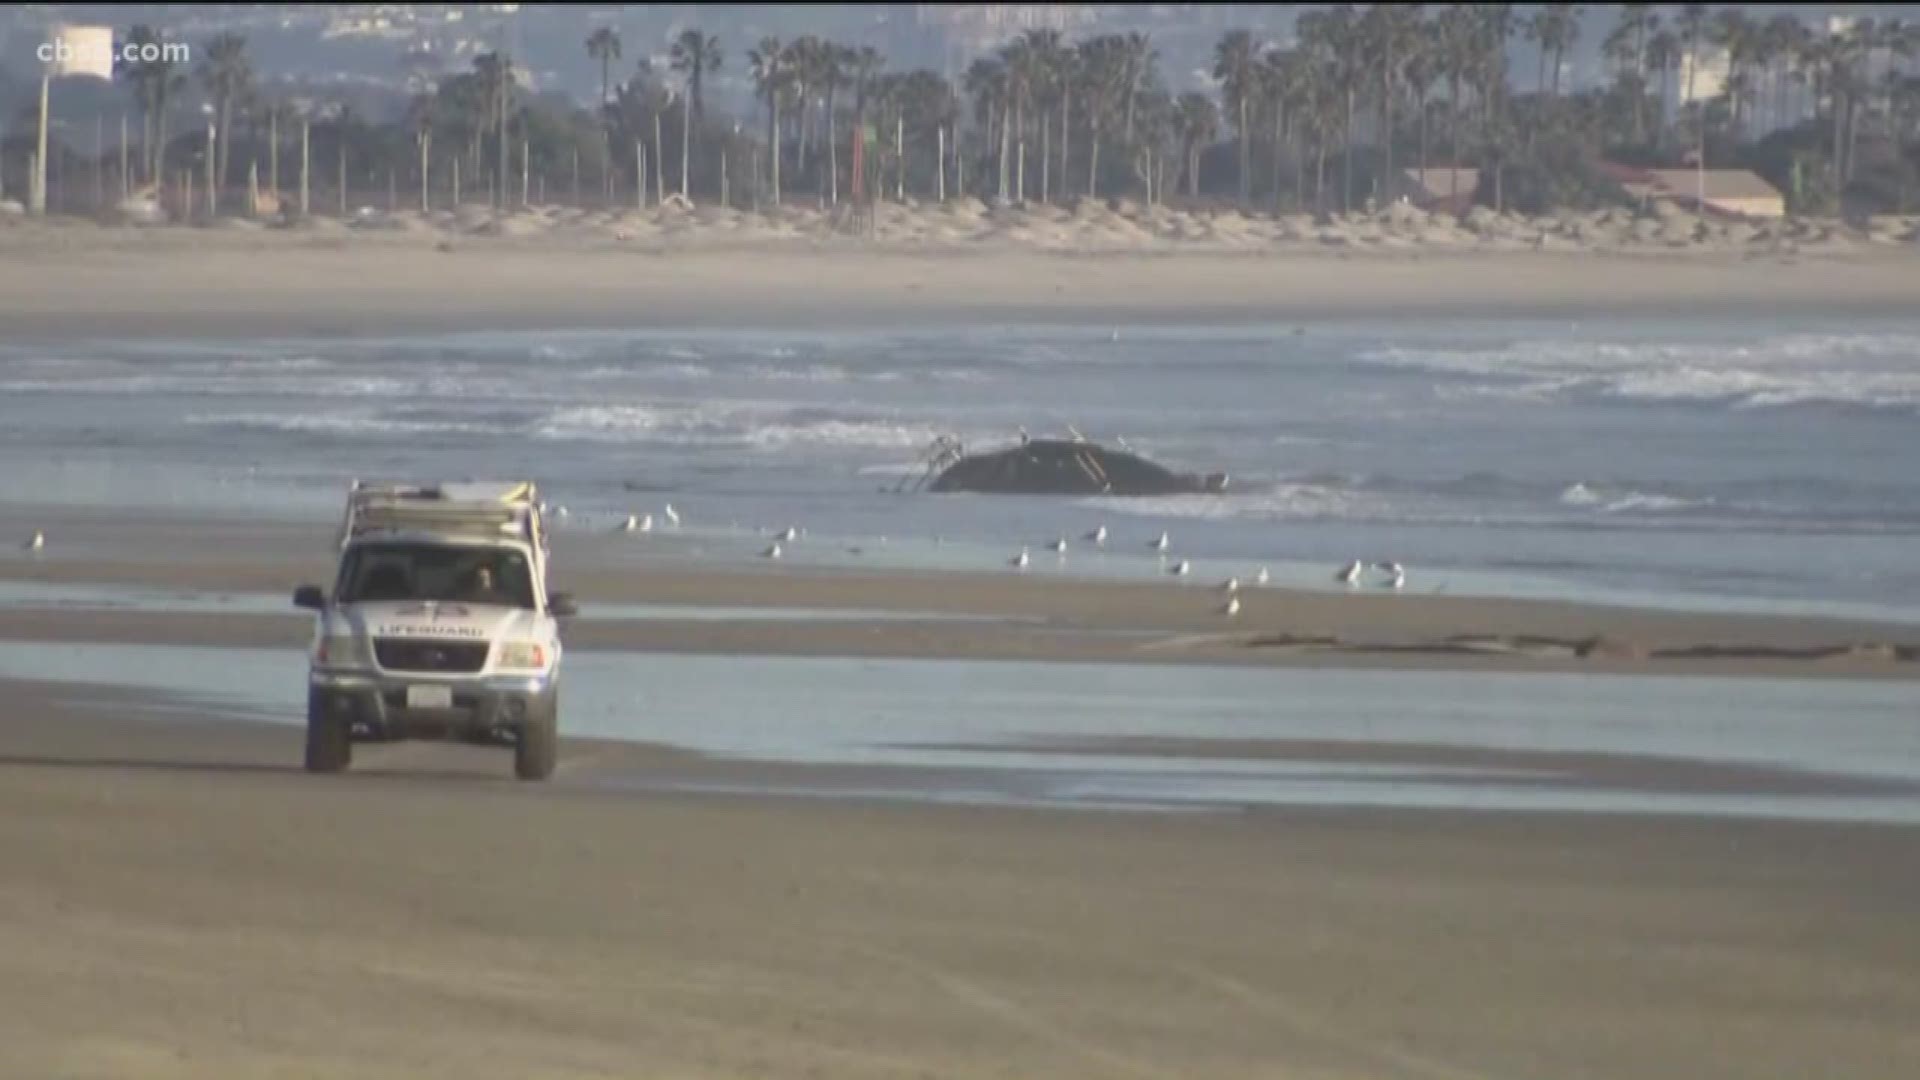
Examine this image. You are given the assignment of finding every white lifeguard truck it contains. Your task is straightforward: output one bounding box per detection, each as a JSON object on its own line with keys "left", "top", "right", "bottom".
{"left": 294, "top": 481, "right": 576, "bottom": 780}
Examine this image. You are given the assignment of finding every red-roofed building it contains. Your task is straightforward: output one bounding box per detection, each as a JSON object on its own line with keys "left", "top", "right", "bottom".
{"left": 1598, "top": 161, "right": 1786, "bottom": 220}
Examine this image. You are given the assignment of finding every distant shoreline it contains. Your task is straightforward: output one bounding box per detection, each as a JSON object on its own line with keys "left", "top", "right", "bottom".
{"left": 4, "top": 217, "right": 1918, "bottom": 342}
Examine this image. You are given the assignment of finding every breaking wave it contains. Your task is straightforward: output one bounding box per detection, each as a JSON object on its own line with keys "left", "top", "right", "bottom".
{"left": 1357, "top": 333, "right": 1920, "bottom": 413}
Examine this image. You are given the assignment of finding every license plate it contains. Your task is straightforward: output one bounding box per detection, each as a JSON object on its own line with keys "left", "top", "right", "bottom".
{"left": 406, "top": 684, "right": 453, "bottom": 710}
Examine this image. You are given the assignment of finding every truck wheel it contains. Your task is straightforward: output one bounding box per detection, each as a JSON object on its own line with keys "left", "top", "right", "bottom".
{"left": 304, "top": 689, "right": 352, "bottom": 774}
{"left": 515, "top": 695, "right": 558, "bottom": 782}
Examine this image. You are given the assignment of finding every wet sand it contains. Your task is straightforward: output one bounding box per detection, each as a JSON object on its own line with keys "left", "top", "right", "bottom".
{"left": 2, "top": 678, "right": 1917, "bottom": 1079}
{"left": 4, "top": 507, "right": 1916, "bottom": 679}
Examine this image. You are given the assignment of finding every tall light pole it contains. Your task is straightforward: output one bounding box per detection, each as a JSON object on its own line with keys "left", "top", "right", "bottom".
{"left": 203, "top": 102, "right": 217, "bottom": 218}
{"left": 31, "top": 69, "right": 50, "bottom": 214}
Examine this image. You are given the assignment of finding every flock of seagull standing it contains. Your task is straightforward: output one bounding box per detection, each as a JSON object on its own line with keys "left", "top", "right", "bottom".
{"left": 1005, "top": 525, "right": 1407, "bottom": 617}
{"left": 17, "top": 498, "right": 1412, "bottom": 619}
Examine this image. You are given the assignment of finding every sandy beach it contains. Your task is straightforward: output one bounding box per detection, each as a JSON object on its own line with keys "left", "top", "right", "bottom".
{"left": 5, "top": 507, "right": 1917, "bottom": 679}
{"left": 4, "top": 206, "right": 1920, "bottom": 340}
{"left": 3, "top": 680, "right": 1918, "bottom": 1080}
{"left": 5, "top": 209, "right": 1920, "bottom": 1078}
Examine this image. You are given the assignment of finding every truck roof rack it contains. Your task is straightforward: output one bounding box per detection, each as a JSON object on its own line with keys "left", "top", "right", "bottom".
{"left": 337, "top": 479, "right": 547, "bottom": 553}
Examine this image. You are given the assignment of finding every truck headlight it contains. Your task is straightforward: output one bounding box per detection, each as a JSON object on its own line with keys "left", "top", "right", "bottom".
{"left": 315, "top": 635, "right": 362, "bottom": 667}
{"left": 497, "top": 641, "right": 548, "bottom": 670}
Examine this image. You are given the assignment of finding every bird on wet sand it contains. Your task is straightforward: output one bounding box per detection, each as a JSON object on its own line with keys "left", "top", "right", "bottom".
{"left": 762, "top": 541, "right": 783, "bottom": 559}
{"left": 1049, "top": 536, "right": 1068, "bottom": 555}
{"left": 1169, "top": 559, "right": 1192, "bottom": 577}
{"left": 1220, "top": 595, "right": 1241, "bottom": 618}
{"left": 1011, "top": 547, "right": 1031, "bottom": 570}
{"left": 1219, "top": 577, "right": 1239, "bottom": 594}
{"left": 24, "top": 530, "right": 45, "bottom": 552}
{"left": 1085, "top": 524, "right": 1108, "bottom": 546}
{"left": 777, "top": 526, "right": 800, "bottom": 543}
{"left": 664, "top": 503, "right": 680, "bottom": 526}
{"left": 1254, "top": 566, "right": 1270, "bottom": 586}
{"left": 1150, "top": 531, "right": 1171, "bottom": 554}
{"left": 1376, "top": 561, "right": 1406, "bottom": 590}
{"left": 1336, "top": 560, "right": 1363, "bottom": 586}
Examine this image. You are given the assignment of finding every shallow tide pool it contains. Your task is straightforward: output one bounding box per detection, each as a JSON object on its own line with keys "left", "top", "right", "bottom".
{"left": 2, "top": 639, "right": 1916, "bottom": 823}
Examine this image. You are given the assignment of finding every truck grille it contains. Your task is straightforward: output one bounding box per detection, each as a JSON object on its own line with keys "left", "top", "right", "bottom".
{"left": 373, "top": 639, "right": 489, "bottom": 673}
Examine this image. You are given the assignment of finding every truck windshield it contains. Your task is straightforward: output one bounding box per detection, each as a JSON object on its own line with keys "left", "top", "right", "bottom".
{"left": 336, "top": 543, "right": 536, "bottom": 609}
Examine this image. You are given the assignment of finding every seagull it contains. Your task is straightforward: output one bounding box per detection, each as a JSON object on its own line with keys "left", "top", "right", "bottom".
{"left": 664, "top": 503, "right": 680, "bottom": 526}
{"left": 1220, "top": 595, "right": 1241, "bottom": 618}
{"left": 1084, "top": 524, "right": 1108, "bottom": 546}
{"left": 1011, "top": 547, "right": 1031, "bottom": 570}
{"left": 25, "top": 530, "right": 45, "bottom": 552}
{"left": 1336, "top": 560, "right": 1363, "bottom": 586}
{"left": 777, "top": 526, "right": 800, "bottom": 543}
{"left": 1049, "top": 536, "right": 1068, "bottom": 555}
{"left": 1169, "top": 559, "right": 1192, "bottom": 577}
{"left": 1377, "top": 561, "right": 1407, "bottom": 590}
{"left": 1150, "top": 531, "right": 1171, "bottom": 554}
{"left": 638, "top": 514, "right": 654, "bottom": 533}
{"left": 1219, "top": 577, "right": 1239, "bottom": 594}
{"left": 1255, "top": 566, "right": 1270, "bottom": 586}
{"left": 621, "top": 514, "right": 639, "bottom": 533}
{"left": 763, "top": 541, "right": 783, "bottom": 559}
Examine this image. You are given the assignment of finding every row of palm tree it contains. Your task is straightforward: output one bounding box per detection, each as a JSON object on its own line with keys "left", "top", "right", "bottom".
{"left": 71, "top": 9, "right": 1920, "bottom": 220}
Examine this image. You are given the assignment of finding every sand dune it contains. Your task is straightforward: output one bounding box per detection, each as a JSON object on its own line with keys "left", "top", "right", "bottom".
{"left": 14, "top": 191, "right": 1920, "bottom": 258}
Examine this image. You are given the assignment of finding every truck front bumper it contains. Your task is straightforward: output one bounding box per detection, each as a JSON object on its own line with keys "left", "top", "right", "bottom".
{"left": 308, "top": 670, "right": 556, "bottom": 743}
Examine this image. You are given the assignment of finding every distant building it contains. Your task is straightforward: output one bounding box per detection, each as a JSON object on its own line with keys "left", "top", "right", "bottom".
{"left": 1394, "top": 167, "right": 1480, "bottom": 214}
{"left": 1677, "top": 48, "right": 1729, "bottom": 105}
{"left": 1600, "top": 162, "right": 1785, "bottom": 219}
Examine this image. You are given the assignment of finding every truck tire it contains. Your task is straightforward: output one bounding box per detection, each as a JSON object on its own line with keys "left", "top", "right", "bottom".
{"left": 515, "top": 694, "right": 558, "bottom": 781}
{"left": 304, "top": 689, "right": 352, "bottom": 774}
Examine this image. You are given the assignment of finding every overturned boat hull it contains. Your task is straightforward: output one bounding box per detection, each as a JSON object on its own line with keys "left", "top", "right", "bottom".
{"left": 927, "top": 439, "right": 1227, "bottom": 497}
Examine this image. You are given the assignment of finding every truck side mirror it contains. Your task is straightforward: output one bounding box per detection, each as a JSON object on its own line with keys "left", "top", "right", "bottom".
{"left": 548, "top": 592, "right": 579, "bottom": 618}
{"left": 293, "top": 584, "right": 326, "bottom": 610}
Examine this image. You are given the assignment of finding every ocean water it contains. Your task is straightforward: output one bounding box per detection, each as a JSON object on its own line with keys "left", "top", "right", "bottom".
{"left": 3, "top": 317, "right": 1918, "bottom": 620}
{"left": 4, "top": 641, "right": 1918, "bottom": 822}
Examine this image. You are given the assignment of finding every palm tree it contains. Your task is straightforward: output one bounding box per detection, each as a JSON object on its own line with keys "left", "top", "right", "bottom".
{"left": 1402, "top": 26, "right": 1442, "bottom": 178}
{"left": 897, "top": 69, "right": 956, "bottom": 200}
{"left": 1299, "top": 7, "right": 1361, "bottom": 213}
{"left": 1214, "top": 30, "right": 1262, "bottom": 205}
{"left": 669, "top": 29, "right": 722, "bottom": 123}
{"left": 748, "top": 36, "right": 788, "bottom": 205}
{"left": 1676, "top": 3, "right": 1710, "bottom": 134}
{"left": 1360, "top": 3, "right": 1421, "bottom": 198}
{"left": 1117, "top": 32, "right": 1157, "bottom": 144}
{"left": 1173, "top": 90, "right": 1217, "bottom": 200}
{"left": 814, "top": 44, "right": 846, "bottom": 205}
{"left": 1472, "top": 4, "right": 1518, "bottom": 211}
{"left": 586, "top": 27, "right": 622, "bottom": 106}
{"left": 1709, "top": 10, "right": 1758, "bottom": 140}
{"left": 964, "top": 56, "right": 1010, "bottom": 202}
{"left": 1525, "top": 5, "right": 1580, "bottom": 98}
{"left": 1646, "top": 26, "right": 1682, "bottom": 143}
{"left": 1131, "top": 87, "right": 1177, "bottom": 203}
{"left": 406, "top": 91, "right": 435, "bottom": 210}
{"left": 1604, "top": 5, "right": 1660, "bottom": 143}
{"left": 197, "top": 32, "right": 251, "bottom": 209}
{"left": 472, "top": 52, "right": 515, "bottom": 210}
{"left": 118, "top": 24, "right": 186, "bottom": 187}
{"left": 1434, "top": 5, "right": 1478, "bottom": 203}
{"left": 999, "top": 35, "right": 1037, "bottom": 200}
{"left": 1078, "top": 35, "right": 1128, "bottom": 198}
{"left": 782, "top": 36, "right": 825, "bottom": 175}
{"left": 1019, "top": 30, "right": 1066, "bottom": 203}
